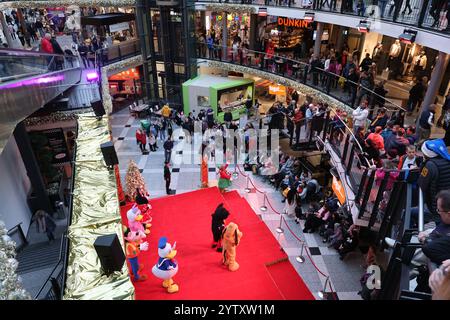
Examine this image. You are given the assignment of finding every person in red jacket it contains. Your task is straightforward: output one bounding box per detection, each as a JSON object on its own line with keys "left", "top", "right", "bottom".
{"left": 41, "top": 33, "right": 54, "bottom": 54}
{"left": 136, "top": 129, "right": 147, "bottom": 153}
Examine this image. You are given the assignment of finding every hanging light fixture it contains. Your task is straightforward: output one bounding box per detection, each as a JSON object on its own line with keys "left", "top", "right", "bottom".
{"left": 258, "top": 7, "right": 268, "bottom": 17}
{"left": 399, "top": 29, "right": 417, "bottom": 44}
{"left": 304, "top": 12, "right": 315, "bottom": 22}
{"left": 356, "top": 20, "right": 370, "bottom": 33}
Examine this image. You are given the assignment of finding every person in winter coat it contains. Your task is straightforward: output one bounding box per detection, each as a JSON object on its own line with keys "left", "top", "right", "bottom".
{"left": 136, "top": 128, "right": 147, "bottom": 153}
{"left": 34, "top": 210, "right": 56, "bottom": 244}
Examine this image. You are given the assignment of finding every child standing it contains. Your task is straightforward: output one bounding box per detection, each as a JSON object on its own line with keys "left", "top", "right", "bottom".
{"left": 148, "top": 133, "right": 157, "bottom": 152}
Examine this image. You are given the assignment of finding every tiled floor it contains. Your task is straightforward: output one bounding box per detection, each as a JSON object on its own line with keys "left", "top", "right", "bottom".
{"left": 111, "top": 108, "right": 369, "bottom": 300}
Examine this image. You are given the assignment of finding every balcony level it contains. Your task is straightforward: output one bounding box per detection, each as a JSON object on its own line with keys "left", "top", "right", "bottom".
{"left": 195, "top": 0, "right": 450, "bottom": 54}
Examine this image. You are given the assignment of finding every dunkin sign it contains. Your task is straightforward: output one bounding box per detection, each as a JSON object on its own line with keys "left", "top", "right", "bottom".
{"left": 277, "top": 17, "right": 311, "bottom": 28}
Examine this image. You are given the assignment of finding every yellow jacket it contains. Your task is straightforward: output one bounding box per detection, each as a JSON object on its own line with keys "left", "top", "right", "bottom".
{"left": 161, "top": 105, "right": 171, "bottom": 118}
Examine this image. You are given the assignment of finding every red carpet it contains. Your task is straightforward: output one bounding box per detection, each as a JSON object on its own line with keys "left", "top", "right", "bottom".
{"left": 120, "top": 187, "right": 314, "bottom": 300}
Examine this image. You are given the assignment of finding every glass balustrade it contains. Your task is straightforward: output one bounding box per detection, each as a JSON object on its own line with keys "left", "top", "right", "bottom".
{"left": 196, "top": 42, "right": 406, "bottom": 115}
{"left": 0, "top": 49, "right": 80, "bottom": 83}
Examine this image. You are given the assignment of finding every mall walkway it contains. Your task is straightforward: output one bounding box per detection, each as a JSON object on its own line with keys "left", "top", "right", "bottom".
{"left": 111, "top": 108, "right": 392, "bottom": 300}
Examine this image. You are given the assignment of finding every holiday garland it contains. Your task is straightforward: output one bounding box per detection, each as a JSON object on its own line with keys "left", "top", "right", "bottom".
{"left": 0, "top": 221, "right": 31, "bottom": 300}
{"left": 205, "top": 3, "right": 257, "bottom": 14}
{"left": 23, "top": 109, "right": 92, "bottom": 127}
{"left": 206, "top": 60, "right": 353, "bottom": 114}
{"left": 0, "top": 0, "right": 136, "bottom": 10}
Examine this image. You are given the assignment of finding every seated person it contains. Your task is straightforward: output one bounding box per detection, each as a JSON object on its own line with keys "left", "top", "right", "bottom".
{"left": 420, "top": 190, "right": 450, "bottom": 265}
{"left": 385, "top": 191, "right": 450, "bottom": 280}
{"left": 338, "top": 224, "right": 360, "bottom": 260}
{"left": 303, "top": 203, "right": 331, "bottom": 233}
{"left": 280, "top": 174, "right": 292, "bottom": 192}
{"left": 298, "top": 178, "right": 321, "bottom": 202}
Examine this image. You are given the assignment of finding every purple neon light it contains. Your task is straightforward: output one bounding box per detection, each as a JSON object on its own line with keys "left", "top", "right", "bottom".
{"left": 86, "top": 71, "right": 99, "bottom": 81}
{"left": 0, "top": 74, "right": 65, "bottom": 89}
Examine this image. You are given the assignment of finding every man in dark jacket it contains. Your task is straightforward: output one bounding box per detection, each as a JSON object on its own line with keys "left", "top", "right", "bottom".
{"left": 164, "top": 161, "right": 172, "bottom": 195}
{"left": 418, "top": 139, "right": 450, "bottom": 222}
{"left": 163, "top": 137, "right": 174, "bottom": 163}
{"left": 417, "top": 104, "right": 436, "bottom": 147}
{"left": 406, "top": 79, "right": 425, "bottom": 114}
{"left": 223, "top": 110, "right": 233, "bottom": 127}
{"left": 360, "top": 53, "right": 373, "bottom": 72}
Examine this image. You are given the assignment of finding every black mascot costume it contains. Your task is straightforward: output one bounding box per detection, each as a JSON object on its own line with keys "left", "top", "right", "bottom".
{"left": 211, "top": 203, "right": 230, "bottom": 252}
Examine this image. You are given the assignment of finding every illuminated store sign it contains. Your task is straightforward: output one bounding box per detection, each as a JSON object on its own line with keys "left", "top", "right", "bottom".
{"left": 269, "top": 85, "right": 286, "bottom": 95}
{"left": 277, "top": 17, "right": 311, "bottom": 28}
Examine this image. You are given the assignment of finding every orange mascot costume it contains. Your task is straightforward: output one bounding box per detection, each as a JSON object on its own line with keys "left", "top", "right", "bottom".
{"left": 221, "top": 222, "right": 243, "bottom": 271}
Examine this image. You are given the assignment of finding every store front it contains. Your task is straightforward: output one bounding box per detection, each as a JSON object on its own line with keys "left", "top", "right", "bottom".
{"left": 256, "top": 15, "right": 314, "bottom": 58}
{"left": 204, "top": 11, "right": 251, "bottom": 47}
{"left": 108, "top": 66, "right": 143, "bottom": 110}
{"left": 182, "top": 74, "right": 254, "bottom": 122}
{"left": 356, "top": 29, "right": 440, "bottom": 83}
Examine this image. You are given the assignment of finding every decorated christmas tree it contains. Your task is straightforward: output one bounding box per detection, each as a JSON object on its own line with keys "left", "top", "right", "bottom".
{"left": 125, "top": 160, "right": 147, "bottom": 201}
{"left": 0, "top": 221, "right": 31, "bottom": 300}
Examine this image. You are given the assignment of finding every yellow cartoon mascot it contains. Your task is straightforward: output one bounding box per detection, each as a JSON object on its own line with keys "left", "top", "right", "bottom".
{"left": 221, "top": 222, "right": 243, "bottom": 272}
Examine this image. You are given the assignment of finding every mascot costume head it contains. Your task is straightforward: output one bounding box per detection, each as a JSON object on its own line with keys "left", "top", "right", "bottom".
{"left": 151, "top": 236, "right": 179, "bottom": 293}
{"left": 127, "top": 204, "right": 151, "bottom": 238}
{"left": 222, "top": 222, "right": 243, "bottom": 272}
{"left": 211, "top": 203, "right": 230, "bottom": 252}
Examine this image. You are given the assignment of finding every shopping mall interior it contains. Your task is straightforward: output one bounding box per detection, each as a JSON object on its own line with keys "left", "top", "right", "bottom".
{"left": 0, "top": 0, "right": 449, "bottom": 302}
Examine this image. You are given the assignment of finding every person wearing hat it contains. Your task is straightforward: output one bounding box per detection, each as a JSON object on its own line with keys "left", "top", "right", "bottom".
{"left": 417, "top": 139, "right": 450, "bottom": 223}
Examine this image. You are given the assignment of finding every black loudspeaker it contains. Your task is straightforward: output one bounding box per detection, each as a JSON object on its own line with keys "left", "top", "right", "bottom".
{"left": 93, "top": 234, "right": 125, "bottom": 275}
{"left": 100, "top": 141, "right": 119, "bottom": 167}
{"left": 92, "top": 100, "right": 106, "bottom": 117}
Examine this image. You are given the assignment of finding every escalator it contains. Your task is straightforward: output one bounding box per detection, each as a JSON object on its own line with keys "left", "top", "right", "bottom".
{"left": 0, "top": 48, "right": 83, "bottom": 153}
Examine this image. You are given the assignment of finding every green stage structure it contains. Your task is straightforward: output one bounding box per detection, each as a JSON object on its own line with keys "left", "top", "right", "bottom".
{"left": 182, "top": 75, "right": 254, "bottom": 122}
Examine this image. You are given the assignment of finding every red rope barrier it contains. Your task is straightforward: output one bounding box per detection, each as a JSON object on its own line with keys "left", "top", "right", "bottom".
{"left": 234, "top": 163, "right": 335, "bottom": 293}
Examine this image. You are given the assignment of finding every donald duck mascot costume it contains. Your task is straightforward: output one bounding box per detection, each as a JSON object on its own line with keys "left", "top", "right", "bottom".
{"left": 152, "top": 237, "right": 179, "bottom": 293}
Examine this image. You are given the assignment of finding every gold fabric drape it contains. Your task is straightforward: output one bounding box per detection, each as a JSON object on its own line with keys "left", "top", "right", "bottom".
{"left": 63, "top": 113, "right": 134, "bottom": 300}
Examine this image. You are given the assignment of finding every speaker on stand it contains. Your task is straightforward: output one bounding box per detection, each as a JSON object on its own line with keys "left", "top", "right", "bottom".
{"left": 91, "top": 100, "right": 106, "bottom": 119}
{"left": 93, "top": 234, "right": 126, "bottom": 276}
{"left": 100, "top": 141, "right": 119, "bottom": 169}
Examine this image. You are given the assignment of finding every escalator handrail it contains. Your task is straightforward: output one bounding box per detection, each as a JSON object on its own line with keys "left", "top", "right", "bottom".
{"left": 0, "top": 48, "right": 65, "bottom": 58}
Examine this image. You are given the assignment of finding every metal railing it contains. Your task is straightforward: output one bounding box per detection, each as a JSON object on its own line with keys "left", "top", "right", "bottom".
{"left": 7, "top": 222, "right": 28, "bottom": 252}
{"left": 196, "top": 0, "right": 450, "bottom": 35}
{"left": 0, "top": 48, "right": 81, "bottom": 83}
{"left": 94, "top": 39, "right": 141, "bottom": 67}
{"left": 33, "top": 124, "right": 78, "bottom": 300}
{"left": 196, "top": 42, "right": 406, "bottom": 114}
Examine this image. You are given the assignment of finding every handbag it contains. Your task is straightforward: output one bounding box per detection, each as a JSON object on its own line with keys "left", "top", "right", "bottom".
{"left": 282, "top": 187, "right": 291, "bottom": 198}
{"left": 338, "top": 76, "right": 346, "bottom": 88}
